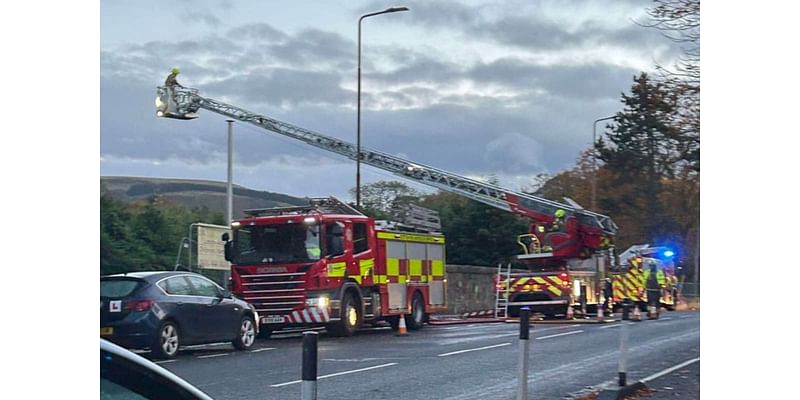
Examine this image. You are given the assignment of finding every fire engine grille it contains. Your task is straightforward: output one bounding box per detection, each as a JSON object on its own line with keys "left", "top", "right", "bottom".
{"left": 238, "top": 271, "right": 307, "bottom": 315}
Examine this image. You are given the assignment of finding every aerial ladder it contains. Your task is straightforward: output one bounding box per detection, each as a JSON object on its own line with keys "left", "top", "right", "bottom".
{"left": 156, "top": 83, "right": 618, "bottom": 316}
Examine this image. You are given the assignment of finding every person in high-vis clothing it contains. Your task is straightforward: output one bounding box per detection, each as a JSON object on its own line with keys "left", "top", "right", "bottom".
{"left": 164, "top": 67, "right": 183, "bottom": 112}
{"left": 644, "top": 260, "right": 665, "bottom": 318}
{"left": 549, "top": 209, "right": 566, "bottom": 232}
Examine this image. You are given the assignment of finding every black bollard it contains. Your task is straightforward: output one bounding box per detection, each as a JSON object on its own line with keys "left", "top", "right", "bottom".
{"left": 518, "top": 307, "right": 531, "bottom": 400}
{"left": 618, "top": 301, "right": 630, "bottom": 387}
{"left": 301, "top": 331, "right": 318, "bottom": 400}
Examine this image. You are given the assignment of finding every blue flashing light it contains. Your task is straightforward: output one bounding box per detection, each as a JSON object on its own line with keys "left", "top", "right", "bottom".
{"left": 663, "top": 250, "right": 675, "bottom": 258}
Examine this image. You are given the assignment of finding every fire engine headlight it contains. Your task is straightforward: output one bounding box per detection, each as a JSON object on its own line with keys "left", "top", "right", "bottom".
{"left": 306, "top": 295, "right": 329, "bottom": 309}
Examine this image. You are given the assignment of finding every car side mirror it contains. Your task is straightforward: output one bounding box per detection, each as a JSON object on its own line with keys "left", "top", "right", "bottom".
{"left": 221, "top": 232, "right": 230, "bottom": 242}
{"left": 220, "top": 288, "right": 232, "bottom": 299}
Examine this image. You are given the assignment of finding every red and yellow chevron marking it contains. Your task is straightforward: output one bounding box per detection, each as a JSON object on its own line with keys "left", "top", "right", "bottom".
{"left": 498, "top": 275, "right": 567, "bottom": 298}
{"left": 613, "top": 268, "right": 644, "bottom": 302}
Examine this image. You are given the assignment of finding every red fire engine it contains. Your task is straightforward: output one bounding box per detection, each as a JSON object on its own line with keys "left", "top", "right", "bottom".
{"left": 221, "top": 198, "right": 447, "bottom": 337}
{"left": 156, "top": 83, "right": 618, "bottom": 323}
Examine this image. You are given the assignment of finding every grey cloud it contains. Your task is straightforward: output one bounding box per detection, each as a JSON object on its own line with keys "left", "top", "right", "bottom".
{"left": 203, "top": 68, "right": 351, "bottom": 107}
{"left": 468, "top": 58, "right": 638, "bottom": 100}
{"left": 184, "top": 11, "right": 222, "bottom": 27}
{"left": 226, "top": 23, "right": 288, "bottom": 43}
{"left": 267, "top": 29, "right": 354, "bottom": 68}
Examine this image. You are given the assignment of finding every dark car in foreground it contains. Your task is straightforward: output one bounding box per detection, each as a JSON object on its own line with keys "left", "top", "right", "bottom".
{"left": 101, "top": 271, "right": 258, "bottom": 358}
{"left": 101, "top": 338, "right": 214, "bottom": 399}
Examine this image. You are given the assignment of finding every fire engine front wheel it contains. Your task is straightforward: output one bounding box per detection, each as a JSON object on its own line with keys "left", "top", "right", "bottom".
{"left": 328, "top": 292, "right": 360, "bottom": 337}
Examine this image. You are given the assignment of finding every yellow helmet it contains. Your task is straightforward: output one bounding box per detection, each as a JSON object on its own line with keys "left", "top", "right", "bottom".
{"left": 554, "top": 209, "right": 566, "bottom": 218}
{"left": 171, "top": 67, "right": 180, "bottom": 74}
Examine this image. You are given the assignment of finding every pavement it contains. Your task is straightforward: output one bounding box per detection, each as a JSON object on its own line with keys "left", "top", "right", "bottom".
{"left": 635, "top": 360, "right": 700, "bottom": 400}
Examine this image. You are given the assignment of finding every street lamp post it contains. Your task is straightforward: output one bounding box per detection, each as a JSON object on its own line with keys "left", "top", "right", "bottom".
{"left": 226, "top": 120, "right": 234, "bottom": 224}
{"left": 356, "top": 6, "right": 409, "bottom": 208}
{"left": 592, "top": 116, "right": 615, "bottom": 211}
{"left": 592, "top": 115, "right": 615, "bottom": 307}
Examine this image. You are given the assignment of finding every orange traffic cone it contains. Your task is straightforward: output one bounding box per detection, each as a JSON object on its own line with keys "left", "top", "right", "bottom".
{"left": 565, "top": 304, "right": 574, "bottom": 320}
{"left": 396, "top": 314, "right": 408, "bottom": 336}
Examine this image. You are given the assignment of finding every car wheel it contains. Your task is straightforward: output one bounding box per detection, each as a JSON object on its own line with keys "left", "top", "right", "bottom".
{"left": 405, "top": 292, "right": 425, "bottom": 330}
{"left": 232, "top": 316, "right": 256, "bottom": 350}
{"left": 152, "top": 321, "right": 180, "bottom": 359}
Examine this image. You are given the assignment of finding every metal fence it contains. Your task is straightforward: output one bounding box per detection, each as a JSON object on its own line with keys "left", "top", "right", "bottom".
{"left": 681, "top": 282, "right": 700, "bottom": 297}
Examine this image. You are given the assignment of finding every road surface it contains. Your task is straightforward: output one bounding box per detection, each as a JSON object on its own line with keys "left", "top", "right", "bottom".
{"left": 155, "top": 311, "right": 700, "bottom": 399}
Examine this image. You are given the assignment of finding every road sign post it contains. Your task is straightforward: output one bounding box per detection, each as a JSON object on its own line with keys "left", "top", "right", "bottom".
{"left": 518, "top": 307, "right": 531, "bottom": 400}
{"left": 301, "top": 331, "right": 318, "bottom": 400}
{"left": 618, "top": 301, "right": 630, "bottom": 386}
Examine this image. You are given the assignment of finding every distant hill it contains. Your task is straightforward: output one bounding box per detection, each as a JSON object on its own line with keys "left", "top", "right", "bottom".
{"left": 100, "top": 176, "right": 309, "bottom": 218}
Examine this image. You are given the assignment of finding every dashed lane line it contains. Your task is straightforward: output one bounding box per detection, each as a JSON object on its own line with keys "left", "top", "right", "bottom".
{"left": 437, "top": 342, "right": 512, "bottom": 357}
{"left": 270, "top": 363, "right": 398, "bottom": 387}
{"left": 535, "top": 330, "right": 584, "bottom": 340}
{"left": 197, "top": 353, "right": 229, "bottom": 359}
{"left": 155, "top": 360, "right": 176, "bottom": 364}
{"left": 250, "top": 347, "right": 276, "bottom": 353}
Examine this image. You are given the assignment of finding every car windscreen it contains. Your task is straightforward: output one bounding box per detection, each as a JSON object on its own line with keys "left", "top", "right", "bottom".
{"left": 101, "top": 278, "right": 146, "bottom": 298}
{"left": 233, "top": 223, "right": 320, "bottom": 264}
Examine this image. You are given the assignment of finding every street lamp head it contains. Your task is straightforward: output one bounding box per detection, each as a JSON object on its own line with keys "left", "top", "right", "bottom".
{"left": 386, "top": 6, "right": 410, "bottom": 12}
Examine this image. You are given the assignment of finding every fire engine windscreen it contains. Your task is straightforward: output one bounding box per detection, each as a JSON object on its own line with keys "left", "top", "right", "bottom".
{"left": 232, "top": 224, "right": 321, "bottom": 264}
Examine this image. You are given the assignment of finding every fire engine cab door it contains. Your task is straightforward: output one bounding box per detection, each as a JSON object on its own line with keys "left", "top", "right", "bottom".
{"left": 350, "top": 222, "right": 374, "bottom": 286}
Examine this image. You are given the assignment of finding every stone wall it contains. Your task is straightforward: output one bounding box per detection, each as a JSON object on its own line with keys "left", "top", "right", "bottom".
{"left": 444, "top": 265, "right": 499, "bottom": 315}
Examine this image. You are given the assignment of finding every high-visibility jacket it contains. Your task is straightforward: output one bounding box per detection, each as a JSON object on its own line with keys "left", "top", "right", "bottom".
{"left": 643, "top": 268, "right": 666, "bottom": 288}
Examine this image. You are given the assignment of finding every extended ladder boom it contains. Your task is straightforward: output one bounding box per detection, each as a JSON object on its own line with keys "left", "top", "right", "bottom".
{"left": 157, "top": 86, "right": 617, "bottom": 245}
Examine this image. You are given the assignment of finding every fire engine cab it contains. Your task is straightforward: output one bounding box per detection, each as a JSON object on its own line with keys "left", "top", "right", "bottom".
{"left": 223, "top": 198, "right": 447, "bottom": 337}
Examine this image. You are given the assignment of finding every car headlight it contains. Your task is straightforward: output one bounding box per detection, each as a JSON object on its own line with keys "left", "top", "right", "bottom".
{"left": 305, "top": 295, "right": 329, "bottom": 309}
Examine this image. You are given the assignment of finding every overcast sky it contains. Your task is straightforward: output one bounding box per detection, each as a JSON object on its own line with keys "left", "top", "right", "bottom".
{"left": 100, "top": 0, "right": 680, "bottom": 200}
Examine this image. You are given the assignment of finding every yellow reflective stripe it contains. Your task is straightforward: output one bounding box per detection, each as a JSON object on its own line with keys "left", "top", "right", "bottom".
{"left": 432, "top": 260, "right": 444, "bottom": 277}
{"left": 397, "top": 275, "right": 407, "bottom": 284}
{"left": 360, "top": 258, "right": 375, "bottom": 268}
{"left": 548, "top": 285, "right": 562, "bottom": 296}
{"left": 349, "top": 274, "right": 362, "bottom": 284}
{"left": 375, "top": 275, "right": 387, "bottom": 284}
{"left": 409, "top": 259, "right": 422, "bottom": 277}
{"left": 328, "top": 262, "right": 346, "bottom": 277}
{"left": 360, "top": 258, "right": 374, "bottom": 277}
{"left": 516, "top": 277, "right": 530, "bottom": 286}
{"left": 532, "top": 277, "right": 547, "bottom": 285}
{"left": 387, "top": 258, "right": 399, "bottom": 276}
{"left": 377, "top": 232, "right": 445, "bottom": 244}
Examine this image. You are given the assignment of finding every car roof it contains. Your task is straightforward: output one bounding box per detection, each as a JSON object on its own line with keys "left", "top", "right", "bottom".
{"left": 101, "top": 271, "right": 199, "bottom": 282}
{"left": 100, "top": 338, "right": 214, "bottom": 400}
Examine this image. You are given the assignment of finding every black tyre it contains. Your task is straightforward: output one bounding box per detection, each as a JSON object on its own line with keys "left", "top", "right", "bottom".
{"left": 257, "top": 328, "right": 272, "bottom": 339}
{"left": 405, "top": 292, "right": 425, "bottom": 330}
{"left": 232, "top": 315, "right": 256, "bottom": 350}
{"left": 387, "top": 316, "right": 400, "bottom": 331}
{"left": 151, "top": 321, "right": 180, "bottom": 359}
{"left": 328, "top": 292, "right": 360, "bottom": 337}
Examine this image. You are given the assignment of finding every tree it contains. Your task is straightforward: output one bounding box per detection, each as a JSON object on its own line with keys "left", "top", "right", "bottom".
{"left": 641, "top": 0, "right": 700, "bottom": 173}
{"left": 349, "top": 181, "right": 423, "bottom": 219}
{"left": 420, "top": 192, "right": 529, "bottom": 266}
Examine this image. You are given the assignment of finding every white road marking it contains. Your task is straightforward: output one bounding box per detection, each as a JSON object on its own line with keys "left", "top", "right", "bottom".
{"left": 535, "top": 330, "right": 584, "bottom": 340}
{"left": 656, "top": 317, "right": 673, "bottom": 321}
{"left": 437, "top": 342, "right": 511, "bottom": 357}
{"left": 197, "top": 353, "right": 229, "bottom": 359}
{"left": 599, "top": 324, "right": 622, "bottom": 329}
{"left": 641, "top": 357, "right": 700, "bottom": 383}
{"left": 270, "top": 363, "right": 398, "bottom": 387}
{"left": 155, "top": 360, "right": 176, "bottom": 364}
{"left": 250, "top": 347, "right": 276, "bottom": 353}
